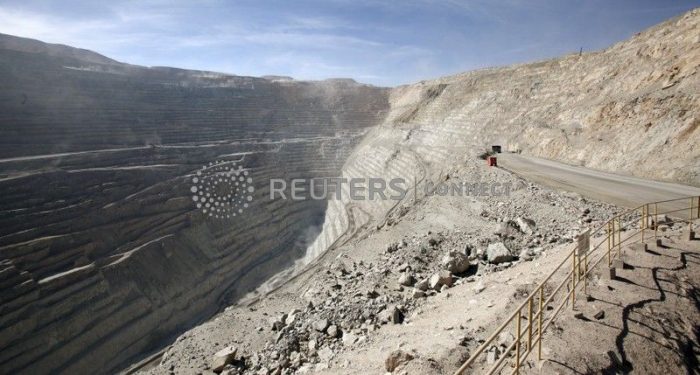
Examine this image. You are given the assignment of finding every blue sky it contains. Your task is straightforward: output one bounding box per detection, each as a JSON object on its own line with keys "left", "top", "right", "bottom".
{"left": 0, "top": 0, "right": 697, "bottom": 86}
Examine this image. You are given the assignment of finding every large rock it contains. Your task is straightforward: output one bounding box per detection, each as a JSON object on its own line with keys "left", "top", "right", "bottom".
{"left": 415, "top": 278, "right": 430, "bottom": 291}
{"left": 390, "top": 306, "right": 404, "bottom": 324}
{"left": 398, "top": 273, "right": 416, "bottom": 286}
{"left": 519, "top": 248, "right": 534, "bottom": 261}
{"left": 313, "top": 319, "right": 329, "bottom": 333}
{"left": 516, "top": 217, "right": 536, "bottom": 235}
{"left": 412, "top": 289, "right": 426, "bottom": 298}
{"left": 342, "top": 332, "right": 358, "bottom": 346}
{"left": 441, "top": 251, "right": 471, "bottom": 273}
{"left": 648, "top": 214, "right": 671, "bottom": 227}
{"left": 498, "top": 331, "right": 515, "bottom": 347}
{"left": 486, "top": 346, "right": 499, "bottom": 365}
{"left": 494, "top": 221, "right": 519, "bottom": 237}
{"left": 210, "top": 346, "right": 237, "bottom": 373}
{"left": 327, "top": 325, "right": 340, "bottom": 338}
{"left": 270, "top": 316, "right": 286, "bottom": 331}
{"left": 385, "top": 350, "right": 414, "bottom": 372}
{"left": 286, "top": 309, "right": 301, "bottom": 325}
{"left": 429, "top": 270, "right": 453, "bottom": 290}
{"left": 487, "top": 242, "right": 514, "bottom": 264}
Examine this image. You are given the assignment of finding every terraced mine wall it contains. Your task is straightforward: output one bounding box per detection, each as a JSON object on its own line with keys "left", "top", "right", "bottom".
{"left": 0, "top": 34, "right": 389, "bottom": 374}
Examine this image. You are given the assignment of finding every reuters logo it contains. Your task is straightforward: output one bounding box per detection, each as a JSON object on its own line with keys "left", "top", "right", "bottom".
{"left": 191, "top": 160, "right": 254, "bottom": 219}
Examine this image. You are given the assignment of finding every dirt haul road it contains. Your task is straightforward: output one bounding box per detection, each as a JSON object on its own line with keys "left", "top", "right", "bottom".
{"left": 497, "top": 153, "right": 700, "bottom": 217}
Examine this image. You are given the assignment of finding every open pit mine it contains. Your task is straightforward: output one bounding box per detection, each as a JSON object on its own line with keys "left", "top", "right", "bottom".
{"left": 1, "top": 8, "right": 699, "bottom": 375}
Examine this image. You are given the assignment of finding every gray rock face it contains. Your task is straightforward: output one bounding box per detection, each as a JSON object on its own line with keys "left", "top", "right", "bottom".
{"left": 487, "top": 242, "right": 514, "bottom": 264}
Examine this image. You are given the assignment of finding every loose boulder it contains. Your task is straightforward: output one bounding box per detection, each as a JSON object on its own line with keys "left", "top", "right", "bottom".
{"left": 210, "top": 346, "right": 237, "bottom": 373}
{"left": 494, "top": 221, "right": 519, "bottom": 237}
{"left": 398, "top": 273, "right": 415, "bottom": 286}
{"left": 390, "top": 306, "right": 404, "bottom": 324}
{"left": 385, "top": 350, "right": 414, "bottom": 372}
{"left": 415, "top": 278, "right": 430, "bottom": 291}
{"left": 516, "top": 217, "right": 536, "bottom": 235}
{"left": 327, "top": 325, "right": 340, "bottom": 338}
{"left": 487, "top": 242, "right": 514, "bottom": 264}
{"left": 412, "top": 289, "right": 426, "bottom": 298}
{"left": 441, "top": 251, "right": 471, "bottom": 273}
{"left": 429, "top": 270, "right": 453, "bottom": 290}
{"left": 313, "top": 319, "right": 329, "bottom": 333}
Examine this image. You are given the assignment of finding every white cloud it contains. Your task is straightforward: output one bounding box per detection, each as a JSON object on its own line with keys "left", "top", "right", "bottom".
{"left": 0, "top": 5, "right": 169, "bottom": 57}
{"left": 0, "top": 7, "right": 111, "bottom": 43}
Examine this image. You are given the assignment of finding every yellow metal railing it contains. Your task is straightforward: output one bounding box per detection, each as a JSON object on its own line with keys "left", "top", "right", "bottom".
{"left": 454, "top": 195, "right": 700, "bottom": 375}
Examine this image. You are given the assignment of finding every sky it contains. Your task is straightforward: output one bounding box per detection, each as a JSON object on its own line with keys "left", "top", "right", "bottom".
{"left": 0, "top": 0, "right": 697, "bottom": 87}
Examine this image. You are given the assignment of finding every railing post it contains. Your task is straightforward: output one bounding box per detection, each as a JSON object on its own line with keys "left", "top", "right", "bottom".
{"left": 515, "top": 310, "right": 521, "bottom": 374}
{"left": 690, "top": 197, "right": 694, "bottom": 234}
{"left": 607, "top": 222, "right": 612, "bottom": 266}
{"left": 538, "top": 287, "right": 543, "bottom": 361}
{"left": 580, "top": 248, "right": 583, "bottom": 281}
{"left": 528, "top": 297, "right": 533, "bottom": 351}
{"left": 654, "top": 203, "right": 658, "bottom": 241}
{"left": 641, "top": 206, "right": 645, "bottom": 243}
{"left": 646, "top": 203, "right": 650, "bottom": 228}
{"left": 571, "top": 250, "right": 576, "bottom": 309}
{"left": 583, "top": 251, "right": 588, "bottom": 295}
{"left": 617, "top": 218, "right": 622, "bottom": 258}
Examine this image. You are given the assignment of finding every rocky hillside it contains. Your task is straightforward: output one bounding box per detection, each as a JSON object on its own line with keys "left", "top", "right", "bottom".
{"left": 300, "top": 9, "right": 700, "bottom": 285}
{"left": 381, "top": 8, "right": 699, "bottom": 186}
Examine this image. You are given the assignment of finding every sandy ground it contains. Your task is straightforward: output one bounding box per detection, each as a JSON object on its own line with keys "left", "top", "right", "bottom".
{"left": 525, "top": 235, "right": 700, "bottom": 375}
